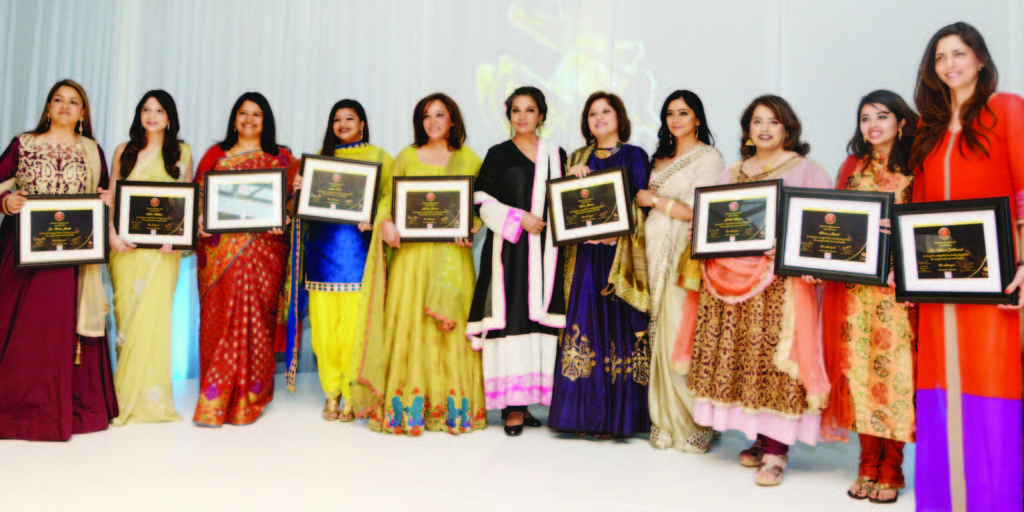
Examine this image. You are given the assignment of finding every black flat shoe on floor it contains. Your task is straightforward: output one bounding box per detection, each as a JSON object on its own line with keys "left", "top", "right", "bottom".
{"left": 522, "top": 415, "right": 542, "bottom": 428}
{"left": 504, "top": 422, "right": 524, "bottom": 436}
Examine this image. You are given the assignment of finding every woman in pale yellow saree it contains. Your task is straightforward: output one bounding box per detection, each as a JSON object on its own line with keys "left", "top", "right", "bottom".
{"left": 106, "top": 90, "right": 192, "bottom": 424}
{"left": 636, "top": 90, "right": 723, "bottom": 453}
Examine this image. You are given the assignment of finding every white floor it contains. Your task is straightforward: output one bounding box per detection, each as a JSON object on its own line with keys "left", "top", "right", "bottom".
{"left": 0, "top": 373, "right": 914, "bottom": 512}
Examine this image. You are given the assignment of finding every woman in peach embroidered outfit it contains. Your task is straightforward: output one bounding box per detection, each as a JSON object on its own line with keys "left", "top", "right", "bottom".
{"left": 676, "top": 95, "right": 831, "bottom": 486}
{"left": 820, "top": 90, "right": 918, "bottom": 505}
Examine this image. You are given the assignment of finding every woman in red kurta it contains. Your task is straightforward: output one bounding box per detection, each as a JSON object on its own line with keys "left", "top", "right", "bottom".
{"left": 910, "top": 22, "right": 1023, "bottom": 512}
{"left": 193, "top": 92, "right": 297, "bottom": 426}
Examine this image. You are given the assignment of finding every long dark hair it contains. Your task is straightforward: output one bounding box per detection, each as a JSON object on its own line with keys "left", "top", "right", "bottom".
{"left": 218, "top": 92, "right": 280, "bottom": 156}
{"left": 739, "top": 95, "right": 810, "bottom": 158}
{"left": 30, "top": 79, "right": 94, "bottom": 139}
{"left": 910, "top": 21, "right": 998, "bottom": 171}
{"left": 846, "top": 90, "right": 918, "bottom": 177}
{"left": 651, "top": 90, "right": 714, "bottom": 162}
{"left": 319, "top": 99, "right": 370, "bottom": 156}
{"left": 119, "top": 90, "right": 183, "bottom": 180}
{"left": 580, "top": 91, "right": 631, "bottom": 145}
{"left": 412, "top": 93, "right": 466, "bottom": 149}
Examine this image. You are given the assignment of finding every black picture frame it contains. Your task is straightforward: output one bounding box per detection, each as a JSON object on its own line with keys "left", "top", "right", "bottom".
{"left": 546, "top": 167, "right": 635, "bottom": 247}
{"left": 294, "top": 153, "right": 382, "bottom": 226}
{"left": 203, "top": 168, "right": 287, "bottom": 234}
{"left": 391, "top": 175, "right": 474, "bottom": 242}
{"left": 774, "top": 187, "right": 893, "bottom": 286}
{"left": 114, "top": 181, "right": 199, "bottom": 250}
{"left": 891, "top": 197, "right": 1017, "bottom": 305}
{"left": 15, "top": 194, "right": 109, "bottom": 268}
{"left": 690, "top": 179, "right": 781, "bottom": 259}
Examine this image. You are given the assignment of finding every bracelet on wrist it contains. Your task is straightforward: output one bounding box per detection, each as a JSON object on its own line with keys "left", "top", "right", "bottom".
{"left": 662, "top": 198, "right": 675, "bottom": 216}
{"left": 0, "top": 195, "right": 9, "bottom": 216}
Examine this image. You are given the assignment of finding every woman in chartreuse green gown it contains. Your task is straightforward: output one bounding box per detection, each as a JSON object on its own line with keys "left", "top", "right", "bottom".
{"left": 106, "top": 90, "right": 192, "bottom": 425}
{"left": 351, "top": 93, "right": 485, "bottom": 435}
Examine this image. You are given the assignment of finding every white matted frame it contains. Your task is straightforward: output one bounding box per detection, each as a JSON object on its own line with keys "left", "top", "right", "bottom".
{"left": 295, "top": 154, "right": 381, "bottom": 225}
{"left": 546, "top": 167, "right": 633, "bottom": 247}
{"left": 203, "top": 169, "right": 287, "bottom": 234}
{"left": 892, "top": 197, "right": 1017, "bottom": 304}
{"left": 690, "top": 180, "right": 781, "bottom": 259}
{"left": 775, "top": 187, "right": 892, "bottom": 286}
{"left": 16, "top": 194, "right": 108, "bottom": 268}
{"left": 391, "top": 175, "right": 473, "bottom": 242}
{"left": 114, "top": 181, "right": 199, "bottom": 250}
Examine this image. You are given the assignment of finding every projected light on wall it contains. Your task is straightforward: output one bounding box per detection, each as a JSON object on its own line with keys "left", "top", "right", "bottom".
{"left": 476, "top": 1, "right": 661, "bottom": 149}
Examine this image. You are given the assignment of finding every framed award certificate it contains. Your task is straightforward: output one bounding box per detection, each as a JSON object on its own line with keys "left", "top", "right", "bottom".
{"left": 690, "top": 180, "right": 781, "bottom": 259}
{"left": 294, "top": 154, "right": 381, "bottom": 225}
{"left": 114, "top": 181, "right": 199, "bottom": 250}
{"left": 15, "top": 194, "right": 109, "bottom": 268}
{"left": 546, "top": 167, "right": 634, "bottom": 246}
{"left": 391, "top": 176, "right": 473, "bottom": 242}
{"left": 892, "top": 197, "right": 1017, "bottom": 304}
{"left": 774, "top": 187, "right": 892, "bottom": 286}
{"left": 203, "top": 169, "right": 287, "bottom": 234}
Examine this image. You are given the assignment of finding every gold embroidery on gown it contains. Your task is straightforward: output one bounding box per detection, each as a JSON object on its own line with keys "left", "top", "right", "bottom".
{"left": 560, "top": 325, "right": 596, "bottom": 381}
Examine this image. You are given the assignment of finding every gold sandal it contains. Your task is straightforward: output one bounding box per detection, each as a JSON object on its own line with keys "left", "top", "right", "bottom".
{"left": 338, "top": 405, "right": 355, "bottom": 422}
{"left": 847, "top": 476, "right": 876, "bottom": 500}
{"left": 754, "top": 454, "right": 787, "bottom": 486}
{"left": 868, "top": 483, "right": 899, "bottom": 504}
{"left": 322, "top": 397, "right": 341, "bottom": 421}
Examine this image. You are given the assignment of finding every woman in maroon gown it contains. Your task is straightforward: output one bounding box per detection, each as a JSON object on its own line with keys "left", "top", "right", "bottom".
{"left": 0, "top": 79, "right": 119, "bottom": 441}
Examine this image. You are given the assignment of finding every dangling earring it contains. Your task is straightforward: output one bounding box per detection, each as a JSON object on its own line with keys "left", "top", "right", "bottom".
{"left": 509, "top": 125, "right": 515, "bottom": 138}
{"left": 537, "top": 122, "right": 543, "bottom": 137}
{"left": 45, "top": 113, "right": 51, "bottom": 129}
{"left": 898, "top": 127, "right": 903, "bottom": 141}
{"left": 745, "top": 138, "right": 754, "bottom": 147}
{"left": 359, "top": 130, "right": 364, "bottom": 141}
{"left": 864, "top": 136, "right": 869, "bottom": 144}
{"left": 76, "top": 119, "right": 83, "bottom": 135}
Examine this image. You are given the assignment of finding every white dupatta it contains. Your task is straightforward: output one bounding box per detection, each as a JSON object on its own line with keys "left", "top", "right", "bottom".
{"left": 467, "top": 139, "right": 565, "bottom": 347}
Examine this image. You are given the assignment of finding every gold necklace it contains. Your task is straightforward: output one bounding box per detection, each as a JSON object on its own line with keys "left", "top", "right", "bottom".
{"left": 748, "top": 153, "right": 797, "bottom": 176}
{"left": 594, "top": 142, "right": 623, "bottom": 159}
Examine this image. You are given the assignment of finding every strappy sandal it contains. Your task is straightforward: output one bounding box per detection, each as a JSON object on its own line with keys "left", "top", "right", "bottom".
{"left": 739, "top": 439, "right": 765, "bottom": 467}
{"left": 322, "top": 397, "right": 340, "bottom": 421}
{"left": 753, "top": 454, "right": 787, "bottom": 486}
{"left": 338, "top": 405, "right": 355, "bottom": 422}
{"left": 868, "top": 483, "right": 899, "bottom": 504}
{"left": 846, "top": 476, "right": 876, "bottom": 500}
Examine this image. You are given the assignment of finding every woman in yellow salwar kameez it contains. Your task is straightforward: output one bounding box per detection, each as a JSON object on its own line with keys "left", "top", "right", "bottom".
{"left": 352, "top": 93, "right": 486, "bottom": 435}
{"left": 106, "top": 90, "right": 192, "bottom": 424}
{"left": 287, "top": 99, "right": 393, "bottom": 421}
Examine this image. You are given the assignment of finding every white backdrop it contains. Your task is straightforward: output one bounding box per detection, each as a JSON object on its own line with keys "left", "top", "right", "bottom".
{"left": 1, "top": 0, "right": 1022, "bottom": 379}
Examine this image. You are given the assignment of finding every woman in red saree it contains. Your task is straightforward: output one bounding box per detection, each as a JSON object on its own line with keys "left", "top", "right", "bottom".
{"left": 193, "top": 92, "right": 297, "bottom": 426}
